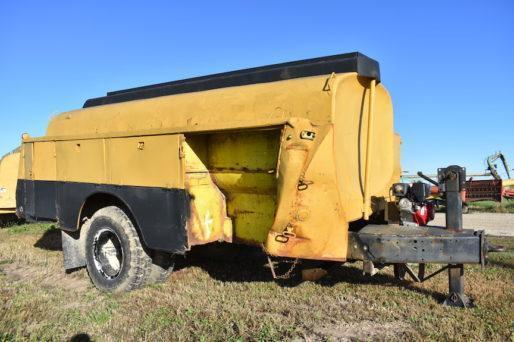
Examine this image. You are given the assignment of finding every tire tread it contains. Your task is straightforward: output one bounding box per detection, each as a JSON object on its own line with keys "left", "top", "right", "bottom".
{"left": 85, "top": 206, "right": 152, "bottom": 292}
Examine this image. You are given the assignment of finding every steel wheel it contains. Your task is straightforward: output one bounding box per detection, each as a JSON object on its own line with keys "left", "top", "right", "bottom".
{"left": 92, "top": 228, "right": 124, "bottom": 280}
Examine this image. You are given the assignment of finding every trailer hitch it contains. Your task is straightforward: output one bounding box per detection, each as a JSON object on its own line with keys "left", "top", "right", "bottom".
{"left": 395, "top": 165, "right": 476, "bottom": 307}
{"left": 349, "top": 165, "right": 486, "bottom": 307}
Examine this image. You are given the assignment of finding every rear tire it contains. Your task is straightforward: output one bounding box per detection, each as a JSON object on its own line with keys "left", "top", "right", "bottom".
{"left": 146, "top": 251, "right": 175, "bottom": 284}
{"left": 84, "top": 206, "right": 152, "bottom": 293}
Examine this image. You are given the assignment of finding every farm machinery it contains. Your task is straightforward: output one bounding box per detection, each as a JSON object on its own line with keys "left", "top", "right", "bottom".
{"left": 466, "top": 152, "right": 514, "bottom": 202}
{"left": 404, "top": 151, "right": 514, "bottom": 212}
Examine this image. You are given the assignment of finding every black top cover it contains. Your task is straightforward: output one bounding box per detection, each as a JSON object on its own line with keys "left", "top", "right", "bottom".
{"left": 83, "top": 52, "right": 380, "bottom": 108}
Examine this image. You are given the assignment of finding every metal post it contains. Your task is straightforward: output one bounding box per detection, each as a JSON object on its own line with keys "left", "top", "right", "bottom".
{"left": 439, "top": 165, "right": 472, "bottom": 307}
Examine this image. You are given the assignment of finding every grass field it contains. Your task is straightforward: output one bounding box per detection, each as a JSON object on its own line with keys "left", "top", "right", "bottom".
{"left": 467, "top": 199, "right": 514, "bottom": 213}
{"left": 0, "top": 223, "right": 512, "bottom": 341}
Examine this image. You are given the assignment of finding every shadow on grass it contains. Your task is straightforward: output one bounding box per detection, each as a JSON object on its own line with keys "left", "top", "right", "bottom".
{"left": 0, "top": 214, "right": 23, "bottom": 228}
{"left": 70, "top": 333, "right": 91, "bottom": 342}
{"left": 486, "top": 258, "right": 514, "bottom": 269}
{"left": 34, "top": 228, "right": 62, "bottom": 251}
{"left": 29, "top": 232, "right": 449, "bottom": 302}
{"left": 174, "top": 242, "right": 447, "bottom": 302}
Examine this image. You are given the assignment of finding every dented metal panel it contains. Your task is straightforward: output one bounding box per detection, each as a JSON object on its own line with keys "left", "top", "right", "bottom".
{"left": 265, "top": 121, "right": 348, "bottom": 260}
{"left": 183, "top": 141, "right": 232, "bottom": 246}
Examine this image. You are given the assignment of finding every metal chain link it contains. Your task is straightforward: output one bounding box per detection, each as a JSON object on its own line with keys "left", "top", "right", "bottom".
{"left": 262, "top": 244, "right": 299, "bottom": 279}
{"left": 274, "top": 258, "right": 299, "bottom": 279}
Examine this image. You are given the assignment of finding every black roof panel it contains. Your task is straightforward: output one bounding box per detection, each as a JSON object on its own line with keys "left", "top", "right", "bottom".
{"left": 83, "top": 52, "right": 380, "bottom": 108}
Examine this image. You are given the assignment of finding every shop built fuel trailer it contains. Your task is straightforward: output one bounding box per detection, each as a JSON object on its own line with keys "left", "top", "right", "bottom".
{"left": 16, "top": 52, "right": 486, "bottom": 306}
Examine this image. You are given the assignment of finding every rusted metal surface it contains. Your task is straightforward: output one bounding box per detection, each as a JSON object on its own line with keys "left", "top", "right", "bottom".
{"left": 347, "top": 224, "right": 485, "bottom": 264}
{"left": 183, "top": 141, "right": 233, "bottom": 247}
{"left": 265, "top": 120, "right": 349, "bottom": 261}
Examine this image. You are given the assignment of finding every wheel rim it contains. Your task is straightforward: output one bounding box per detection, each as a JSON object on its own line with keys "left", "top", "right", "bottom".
{"left": 92, "top": 228, "right": 124, "bottom": 280}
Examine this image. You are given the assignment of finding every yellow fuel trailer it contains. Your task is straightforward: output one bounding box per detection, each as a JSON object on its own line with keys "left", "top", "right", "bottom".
{"left": 0, "top": 148, "right": 20, "bottom": 224}
{"left": 16, "top": 53, "right": 485, "bottom": 306}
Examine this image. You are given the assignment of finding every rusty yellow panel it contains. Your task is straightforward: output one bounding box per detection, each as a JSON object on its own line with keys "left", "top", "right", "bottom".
{"left": 185, "top": 130, "right": 281, "bottom": 245}
{"left": 208, "top": 131, "right": 280, "bottom": 171}
{"left": 184, "top": 141, "right": 232, "bottom": 246}
{"left": 0, "top": 150, "right": 20, "bottom": 211}
{"left": 186, "top": 175, "right": 232, "bottom": 245}
{"left": 109, "top": 135, "right": 184, "bottom": 188}
{"left": 32, "top": 141, "right": 56, "bottom": 181}
{"left": 211, "top": 173, "right": 276, "bottom": 195}
{"left": 56, "top": 139, "right": 106, "bottom": 183}
{"left": 265, "top": 119, "right": 316, "bottom": 238}
{"left": 227, "top": 193, "right": 276, "bottom": 244}
{"left": 265, "top": 122, "right": 348, "bottom": 260}
{"left": 208, "top": 130, "right": 279, "bottom": 244}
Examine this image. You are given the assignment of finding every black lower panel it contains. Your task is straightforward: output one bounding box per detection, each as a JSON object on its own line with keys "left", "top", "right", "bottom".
{"left": 17, "top": 179, "right": 190, "bottom": 253}
{"left": 16, "top": 179, "right": 56, "bottom": 220}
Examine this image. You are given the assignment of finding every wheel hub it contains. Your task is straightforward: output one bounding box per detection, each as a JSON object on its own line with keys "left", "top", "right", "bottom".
{"left": 93, "top": 228, "right": 124, "bottom": 279}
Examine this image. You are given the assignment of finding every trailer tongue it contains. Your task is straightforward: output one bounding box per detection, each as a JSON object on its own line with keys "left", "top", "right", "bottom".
{"left": 350, "top": 165, "right": 486, "bottom": 307}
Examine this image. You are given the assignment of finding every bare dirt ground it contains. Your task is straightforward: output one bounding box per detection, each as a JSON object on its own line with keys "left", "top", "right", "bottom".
{"left": 433, "top": 212, "right": 514, "bottom": 236}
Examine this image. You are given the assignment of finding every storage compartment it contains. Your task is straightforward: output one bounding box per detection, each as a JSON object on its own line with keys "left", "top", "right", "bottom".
{"left": 184, "top": 128, "right": 281, "bottom": 244}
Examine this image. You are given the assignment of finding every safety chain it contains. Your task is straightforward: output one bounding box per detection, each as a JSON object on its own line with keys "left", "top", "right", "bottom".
{"left": 262, "top": 244, "right": 299, "bottom": 279}
{"left": 273, "top": 258, "right": 299, "bottom": 280}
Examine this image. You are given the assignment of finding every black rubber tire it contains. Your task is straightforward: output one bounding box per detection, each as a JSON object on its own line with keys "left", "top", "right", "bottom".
{"left": 84, "top": 206, "right": 152, "bottom": 293}
{"left": 146, "top": 251, "right": 175, "bottom": 284}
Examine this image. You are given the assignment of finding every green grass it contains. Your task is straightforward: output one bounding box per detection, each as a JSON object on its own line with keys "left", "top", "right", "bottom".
{"left": 468, "top": 199, "right": 514, "bottom": 213}
{"left": 5, "top": 222, "right": 57, "bottom": 235}
{"left": 0, "top": 223, "right": 512, "bottom": 340}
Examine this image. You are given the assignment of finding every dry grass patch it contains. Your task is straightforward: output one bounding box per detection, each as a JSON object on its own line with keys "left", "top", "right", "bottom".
{"left": 0, "top": 223, "right": 512, "bottom": 341}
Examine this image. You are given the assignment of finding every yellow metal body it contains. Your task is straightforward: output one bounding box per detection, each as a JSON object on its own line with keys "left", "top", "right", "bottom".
{"left": 0, "top": 150, "right": 20, "bottom": 214}
{"left": 20, "top": 72, "right": 399, "bottom": 261}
